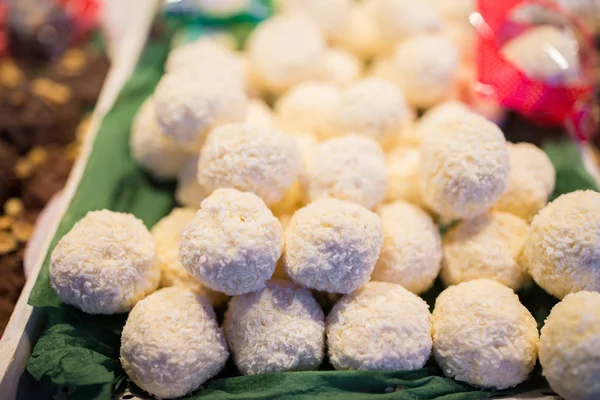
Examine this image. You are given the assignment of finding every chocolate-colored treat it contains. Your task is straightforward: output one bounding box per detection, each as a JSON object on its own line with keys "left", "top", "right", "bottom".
{"left": 0, "top": 140, "right": 19, "bottom": 205}
{"left": 22, "top": 147, "right": 72, "bottom": 209}
{"left": 0, "top": 248, "right": 26, "bottom": 333}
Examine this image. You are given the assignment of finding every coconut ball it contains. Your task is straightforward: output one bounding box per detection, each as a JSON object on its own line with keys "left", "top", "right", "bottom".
{"left": 335, "top": 3, "right": 380, "bottom": 60}
{"left": 420, "top": 112, "right": 510, "bottom": 219}
{"left": 198, "top": 122, "right": 302, "bottom": 206}
{"left": 501, "top": 25, "right": 581, "bottom": 85}
{"left": 120, "top": 287, "right": 228, "bottom": 399}
{"left": 442, "top": 211, "right": 530, "bottom": 290}
{"left": 284, "top": 199, "right": 383, "bottom": 293}
{"left": 246, "top": 15, "right": 326, "bottom": 95}
{"left": 522, "top": 190, "right": 600, "bottom": 299}
{"left": 165, "top": 38, "right": 243, "bottom": 78}
{"left": 494, "top": 143, "right": 556, "bottom": 222}
{"left": 179, "top": 188, "right": 284, "bottom": 296}
{"left": 153, "top": 71, "right": 248, "bottom": 146}
{"left": 175, "top": 156, "right": 209, "bottom": 208}
{"left": 373, "top": 202, "right": 442, "bottom": 294}
{"left": 273, "top": 0, "right": 351, "bottom": 42}
{"left": 327, "top": 281, "right": 432, "bottom": 370}
{"left": 318, "top": 49, "right": 362, "bottom": 88}
{"left": 50, "top": 210, "right": 160, "bottom": 314}
{"left": 224, "top": 280, "right": 325, "bottom": 375}
{"left": 390, "top": 34, "right": 459, "bottom": 108}
{"left": 414, "top": 100, "right": 471, "bottom": 141}
{"left": 539, "top": 291, "right": 600, "bottom": 400}
{"left": 432, "top": 279, "right": 539, "bottom": 389}
{"left": 426, "top": 0, "right": 474, "bottom": 23}
{"left": 245, "top": 99, "right": 274, "bottom": 128}
{"left": 130, "top": 97, "right": 191, "bottom": 180}
{"left": 369, "top": 0, "right": 443, "bottom": 53}
{"left": 331, "top": 78, "right": 412, "bottom": 148}
{"left": 274, "top": 81, "right": 341, "bottom": 138}
{"left": 385, "top": 146, "right": 424, "bottom": 206}
{"left": 301, "top": 135, "right": 387, "bottom": 210}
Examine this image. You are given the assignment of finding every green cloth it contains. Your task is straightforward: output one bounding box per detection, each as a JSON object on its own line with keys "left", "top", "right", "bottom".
{"left": 26, "top": 15, "right": 599, "bottom": 400}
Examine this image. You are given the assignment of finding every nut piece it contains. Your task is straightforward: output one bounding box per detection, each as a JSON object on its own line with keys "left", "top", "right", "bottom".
{"left": 4, "top": 198, "right": 24, "bottom": 217}
{"left": 0, "top": 232, "right": 17, "bottom": 255}
{"left": 31, "top": 79, "right": 72, "bottom": 104}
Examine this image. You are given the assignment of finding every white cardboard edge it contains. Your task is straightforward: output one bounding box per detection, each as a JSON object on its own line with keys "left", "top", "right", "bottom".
{"left": 0, "top": 1, "right": 159, "bottom": 398}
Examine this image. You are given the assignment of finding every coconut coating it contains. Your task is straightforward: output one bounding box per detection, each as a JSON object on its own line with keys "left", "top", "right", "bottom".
{"left": 275, "top": 82, "right": 341, "bottom": 138}
{"left": 179, "top": 188, "right": 284, "bottom": 296}
{"left": 539, "top": 291, "right": 600, "bottom": 400}
{"left": 302, "top": 135, "right": 387, "bottom": 210}
{"left": 50, "top": 210, "right": 160, "bottom": 314}
{"left": 335, "top": 3, "right": 380, "bottom": 60}
{"left": 273, "top": 0, "right": 351, "bottom": 42}
{"left": 494, "top": 143, "right": 556, "bottom": 222}
{"left": 390, "top": 34, "right": 459, "bottom": 108}
{"left": 198, "top": 122, "right": 302, "bottom": 206}
{"left": 327, "top": 281, "right": 432, "bottom": 370}
{"left": 373, "top": 202, "right": 442, "bottom": 294}
{"left": 245, "top": 99, "right": 274, "bottom": 128}
{"left": 442, "top": 211, "right": 530, "bottom": 290}
{"left": 130, "top": 97, "right": 191, "bottom": 180}
{"left": 175, "top": 156, "right": 209, "bottom": 208}
{"left": 284, "top": 199, "right": 383, "bottom": 293}
{"left": 223, "top": 280, "right": 325, "bottom": 375}
{"left": 432, "top": 279, "right": 539, "bottom": 389}
{"left": 501, "top": 26, "right": 581, "bottom": 85}
{"left": 318, "top": 49, "right": 362, "bottom": 88}
{"left": 522, "top": 190, "right": 600, "bottom": 299}
{"left": 413, "top": 100, "right": 471, "bottom": 143}
{"left": 331, "top": 78, "right": 412, "bottom": 148}
{"left": 385, "top": 146, "right": 424, "bottom": 206}
{"left": 165, "top": 38, "right": 243, "bottom": 78}
{"left": 152, "top": 208, "right": 227, "bottom": 306}
{"left": 246, "top": 15, "right": 326, "bottom": 95}
{"left": 120, "top": 287, "right": 228, "bottom": 399}
{"left": 419, "top": 112, "right": 510, "bottom": 219}
{"left": 153, "top": 71, "right": 248, "bottom": 146}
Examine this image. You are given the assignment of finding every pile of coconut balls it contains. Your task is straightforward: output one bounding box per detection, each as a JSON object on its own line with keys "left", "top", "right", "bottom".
{"left": 47, "top": 1, "right": 600, "bottom": 399}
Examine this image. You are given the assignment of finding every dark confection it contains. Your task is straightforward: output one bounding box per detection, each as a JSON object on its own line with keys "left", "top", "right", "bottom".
{"left": 22, "top": 147, "right": 73, "bottom": 209}
{"left": 0, "top": 248, "right": 26, "bottom": 333}
{"left": 0, "top": 140, "right": 19, "bottom": 205}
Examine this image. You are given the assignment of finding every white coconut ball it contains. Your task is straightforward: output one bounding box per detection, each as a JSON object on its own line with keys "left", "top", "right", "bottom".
{"left": 331, "top": 78, "right": 412, "bottom": 148}
{"left": 130, "top": 97, "right": 192, "bottom": 180}
{"left": 302, "top": 135, "right": 387, "bottom": 210}
{"left": 373, "top": 201, "right": 442, "bottom": 294}
{"left": 426, "top": 0, "right": 474, "bottom": 23}
{"left": 494, "top": 142, "right": 556, "bottom": 222}
{"left": 327, "top": 281, "right": 432, "bottom": 370}
{"left": 153, "top": 71, "right": 248, "bottom": 146}
{"left": 501, "top": 25, "right": 581, "bottom": 85}
{"left": 198, "top": 122, "right": 302, "bottom": 206}
{"left": 442, "top": 211, "right": 530, "bottom": 290}
{"left": 175, "top": 156, "right": 209, "bottom": 208}
{"left": 390, "top": 34, "right": 459, "bottom": 108}
{"left": 385, "top": 146, "right": 424, "bottom": 206}
{"left": 539, "top": 291, "right": 600, "bottom": 400}
{"left": 245, "top": 99, "right": 274, "bottom": 128}
{"left": 50, "top": 210, "right": 160, "bottom": 314}
{"left": 432, "top": 279, "right": 539, "bottom": 389}
{"left": 335, "top": 3, "right": 381, "bottom": 60}
{"left": 165, "top": 38, "right": 243, "bottom": 79}
{"left": 284, "top": 199, "right": 383, "bottom": 293}
{"left": 413, "top": 100, "right": 471, "bottom": 143}
{"left": 273, "top": 0, "right": 351, "bottom": 42}
{"left": 246, "top": 15, "right": 326, "bottom": 95}
{"left": 120, "top": 287, "right": 228, "bottom": 399}
{"left": 522, "top": 190, "right": 600, "bottom": 299}
{"left": 275, "top": 81, "right": 341, "bottom": 138}
{"left": 224, "top": 280, "right": 325, "bottom": 375}
{"left": 318, "top": 49, "right": 362, "bottom": 88}
{"left": 179, "top": 188, "right": 284, "bottom": 296}
{"left": 420, "top": 112, "right": 510, "bottom": 219}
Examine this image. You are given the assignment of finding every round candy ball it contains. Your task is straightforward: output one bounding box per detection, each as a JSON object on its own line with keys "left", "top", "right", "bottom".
{"left": 318, "top": 49, "right": 362, "bottom": 88}
{"left": 274, "top": 81, "right": 341, "bottom": 138}
{"left": 385, "top": 146, "right": 424, "bottom": 207}
{"left": 301, "top": 134, "right": 387, "bottom": 210}
{"left": 179, "top": 188, "right": 284, "bottom": 296}
{"left": 442, "top": 211, "right": 530, "bottom": 290}
{"left": 245, "top": 99, "right": 274, "bottom": 128}
{"left": 165, "top": 38, "right": 243, "bottom": 78}
{"left": 331, "top": 77, "right": 412, "bottom": 148}
{"left": 273, "top": 0, "right": 351, "bottom": 42}
{"left": 153, "top": 71, "right": 248, "bottom": 147}
{"left": 432, "top": 279, "right": 539, "bottom": 389}
{"left": 246, "top": 15, "right": 326, "bottom": 95}
{"left": 373, "top": 201, "right": 442, "bottom": 294}
{"left": 539, "top": 291, "right": 600, "bottom": 400}
{"left": 175, "top": 156, "right": 209, "bottom": 208}
{"left": 327, "top": 281, "right": 432, "bottom": 370}
{"left": 522, "top": 190, "right": 600, "bottom": 299}
{"left": 334, "top": 3, "right": 381, "bottom": 60}
{"left": 198, "top": 122, "right": 302, "bottom": 206}
{"left": 419, "top": 112, "right": 510, "bottom": 219}
{"left": 50, "top": 210, "right": 160, "bottom": 314}
{"left": 284, "top": 199, "right": 383, "bottom": 293}
{"left": 120, "top": 287, "right": 228, "bottom": 399}
{"left": 223, "top": 280, "right": 325, "bottom": 375}
{"left": 413, "top": 100, "right": 471, "bottom": 143}
{"left": 494, "top": 142, "right": 555, "bottom": 222}
{"left": 390, "top": 34, "right": 459, "bottom": 108}
{"left": 130, "top": 97, "right": 191, "bottom": 180}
